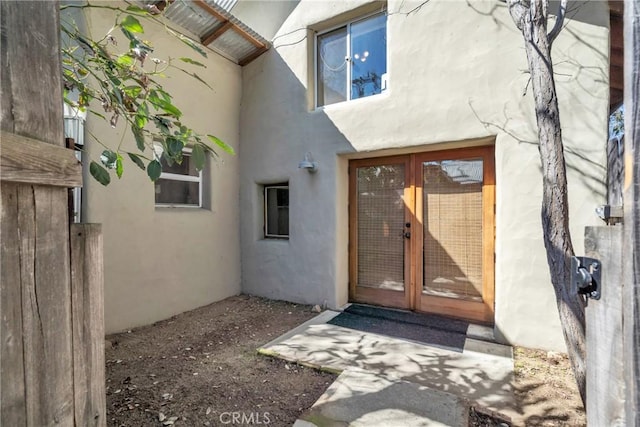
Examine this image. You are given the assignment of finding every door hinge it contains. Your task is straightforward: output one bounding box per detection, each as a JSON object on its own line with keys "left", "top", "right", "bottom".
{"left": 571, "top": 256, "right": 601, "bottom": 300}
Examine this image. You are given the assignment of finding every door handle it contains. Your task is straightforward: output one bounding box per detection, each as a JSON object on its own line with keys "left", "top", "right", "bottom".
{"left": 404, "top": 231, "right": 411, "bottom": 239}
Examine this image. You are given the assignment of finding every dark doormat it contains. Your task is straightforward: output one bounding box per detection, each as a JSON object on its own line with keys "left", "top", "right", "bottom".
{"left": 328, "top": 304, "right": 468, "bottom": 352}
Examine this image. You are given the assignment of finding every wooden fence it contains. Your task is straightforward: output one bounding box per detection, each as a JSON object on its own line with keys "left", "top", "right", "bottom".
{"left": 0, "top": 2, "right": 105, "bottom": 425}
{"left": 621, "top": 0, "right": 640, "bottom": 421}
{"left": 586, "top": 0, "right": 639, "bottom": 425}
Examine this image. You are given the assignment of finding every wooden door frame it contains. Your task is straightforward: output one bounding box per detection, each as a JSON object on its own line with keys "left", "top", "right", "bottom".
{"left": 413, "top": 146, "right": 495, "bottom": 324}
{"left": 348, "top": 145, "right": 495, "bottom": 324}
{"left": 348, "top": 155, "right": 413, "bottom": 309}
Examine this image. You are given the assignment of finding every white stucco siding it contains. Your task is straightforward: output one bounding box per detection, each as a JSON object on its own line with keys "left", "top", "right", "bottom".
{"left": 83, "top": 5, "right": 243, "bottom": 333}
{"left": 239, "top": 0, "right": 609, "bottom": 351}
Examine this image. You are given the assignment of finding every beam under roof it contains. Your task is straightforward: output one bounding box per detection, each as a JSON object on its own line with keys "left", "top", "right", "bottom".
{"left": 149, "top": 0, "right": 270, "bottom": 65}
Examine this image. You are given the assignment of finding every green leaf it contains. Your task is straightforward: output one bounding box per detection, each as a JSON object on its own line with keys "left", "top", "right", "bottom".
{"left": 147, "top": 159, "right": 162, "bottom": 181}
{"left": 101, "top": 150, "right": 118, "bottom": 168}
{"left": 175, "top": 33, "right": 207, "bottom": 57}
{"left": 94, "top": 43, "right": 112, "bottom": 61}
{"left": 116, "top": 154, "right": 124, "bottom": 178}
{"left": 163, "top": 153, "right": 175, "bottom": 167}
{"left": 90, "top": 161, "right": 111, "bottom": 186}
{"left": 127, "top": 152, "right": 146, "bottom": 170}
{"left": 153, "top": 116, "right": 171, "bottom": 134}
{"left": 179, "top": 57, "right": 206, "bottom": 67}
{"left": 207, "top": 135, "right": 235, "bottom": 155}
{"left": 110, "top": 82, "right": 124, "bottom": 106}
{"left": 121, "top": 15, "right": 144, "bottom": 34}
{"left": 121, "top": 27, "right": 137, "bottom": 43}
{"left": 75, "top": 34, "right": 96, "bottom": 56}
{"left": 132, "top": 125, "right": 145, "bottom": 151}
{"left": 152, "top": 89, "right": 172, "bottom": 104}
{"left": 89, "top": 109, "right": 107, "bottom": 120}
{"left": 108, "top": 74, "right": 122, "bottom": 87}
{"left": 116, "top": 54, "right": 135, "bottom": 66}
{"left": 135, "top": 114, "right": 147, "bottom": 129}
{"left": 174, "top": 67, "right": 213, "bottom": 90}
{"left": 159, "top": 90, "right": 172, "bottom": 103}
{"left": 126, "top": 5, "right": 149, "bottom": 14}
{"left": 123, "top": 85, "right": 142, "bottom": 98}
{"left": 191, "top": 73, "right": 213, "bottom": 90}
{"left": 137, "top": 102, "right": 149, "bottom": 117}
{"left": 148, "top": 94, "right": 182, "bottom": 118}
{"left": 167, "top": 137, "right": 184, "bottom": 157}
{"left": 192, "top": 144, "right": 206, "bottom": 171}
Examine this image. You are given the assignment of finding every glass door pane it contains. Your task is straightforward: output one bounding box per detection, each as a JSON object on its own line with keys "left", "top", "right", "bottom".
{"left": 356, "top": 164, "right": 405, "bottom": 291}
{"left": 422, "top": 159, "right": 484, "bottom": 301}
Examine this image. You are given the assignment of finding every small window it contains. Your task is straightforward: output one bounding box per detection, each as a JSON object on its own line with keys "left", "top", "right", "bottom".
{"left": 264, "top": 184, "right": 289, "bottom": 238}
{"left": 155, "top": 148, "right": 202, "bottom": 207}
{"left": 316, "top": 11, "right": 387, "bottom": 107}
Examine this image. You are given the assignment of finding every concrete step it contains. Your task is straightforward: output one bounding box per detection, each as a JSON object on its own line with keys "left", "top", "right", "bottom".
{"left": 294, "top": 369, "right": 470, "bottom": 427}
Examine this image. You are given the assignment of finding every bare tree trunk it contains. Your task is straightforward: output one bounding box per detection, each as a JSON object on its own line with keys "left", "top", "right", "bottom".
{"left": 508, "top": 0, "right": 586, "bottom": 404}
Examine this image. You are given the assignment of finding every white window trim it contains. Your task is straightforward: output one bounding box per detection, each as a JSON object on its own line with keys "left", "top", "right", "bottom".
{"left": 155, "top": 147, "right": 203, "bottom": 208}
{"left": 314, "top": 10, "right": 388, "bottom": 109}
{"left": 264, "top": 184, "right": 289, "bottom": 239}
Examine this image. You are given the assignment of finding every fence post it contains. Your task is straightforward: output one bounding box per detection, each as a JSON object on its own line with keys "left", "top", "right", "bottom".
{"left": 1, "top": 2, "right": 75, "bottom": 425}
{"left": 622, "top": 0, "right": 640, "bottom": 426}
{"left": 585, "top": 226, "right": 625, "bottom": 426}
{"left": 70, "top": 224, "right": 106, "bottom": 427}
{"left": 623, "top": 0, "right": 640, "bottom": 424}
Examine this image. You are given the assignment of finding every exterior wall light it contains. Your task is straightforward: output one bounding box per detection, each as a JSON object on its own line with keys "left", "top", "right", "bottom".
{"left": 298, "top": 152, "right": 318, "bottom": 173}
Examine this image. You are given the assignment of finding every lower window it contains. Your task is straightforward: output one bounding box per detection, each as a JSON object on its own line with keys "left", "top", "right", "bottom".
{"left": 264, "top": 184, "right": 289, "bottom": 238}
{"left": 155, "top": 148, "right": 202, "bottom": 207}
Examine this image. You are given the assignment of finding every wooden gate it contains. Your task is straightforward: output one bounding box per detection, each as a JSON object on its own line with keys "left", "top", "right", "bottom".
{"left": 1, "top": 2, "right": 106, "bottom": 426}
{"left": 585, "top": 1, "right": 639, "bottom": 425}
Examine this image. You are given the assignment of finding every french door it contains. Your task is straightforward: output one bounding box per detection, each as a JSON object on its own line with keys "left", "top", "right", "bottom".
{"left": 348, "top": 146, "right": 495, "bottom": 323}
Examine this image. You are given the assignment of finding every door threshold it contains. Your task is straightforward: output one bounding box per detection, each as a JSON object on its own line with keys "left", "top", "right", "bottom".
{"left": 344, "top": 303, "right": 497, "bottom": 344}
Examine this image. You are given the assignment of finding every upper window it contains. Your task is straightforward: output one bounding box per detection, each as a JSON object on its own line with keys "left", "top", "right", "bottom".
{"left": 316, "top": 12, "right": 387, "bottom": 107}
{"left": 155, "top": 148, "right": 202, "bottom": 207}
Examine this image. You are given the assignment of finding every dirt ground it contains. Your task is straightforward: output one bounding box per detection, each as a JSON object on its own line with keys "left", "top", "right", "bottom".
{"left": 106, "top": 295, "right": 585, "bottom": 426}
{"left": 512, "top": 347, "right": 585, "bottom": 426}
{"left": 106, "top": 295, "right": 335, "bottom": 426}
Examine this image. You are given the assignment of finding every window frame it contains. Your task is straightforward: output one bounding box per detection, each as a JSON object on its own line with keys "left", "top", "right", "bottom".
{"left": 264, "top": 184, "right": 289, "bottom": 239}
{"left": 314, "top": 9, "right": 388, "bottom": 109}
{"left": 154, "top": 147, "right": 203, "bottom": 208}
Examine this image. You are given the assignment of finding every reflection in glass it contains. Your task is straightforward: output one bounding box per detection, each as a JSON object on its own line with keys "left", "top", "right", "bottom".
{"left": 357, "top": 165, "right": 405, "bottom": 291}
{"left": 155, "top": 153, "right": 201, "bottom": 206}
{"left": 316, "top": 12, "right": 387, "bottom": 107}
{"left": 155, "top": 179, "right": 200, "bottom": 206}
{"left": 317, "top": 27, "right": 347, "bottom": 106}
{"left": 265, "top": 187, "right": 289, "bottom": 237}
{"left": 159, "top": 153, "right": 198, "bottom": 177}
{"left": 422, "top": 159, "right": 484, "bottom": 301}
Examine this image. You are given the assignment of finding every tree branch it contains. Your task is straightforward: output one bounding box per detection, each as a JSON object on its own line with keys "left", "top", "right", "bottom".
{"left": 547, "top": 0, "right": 567, "bottom": 46}
{"left": 507, "top": 0, "right": 529, "bottom": 31}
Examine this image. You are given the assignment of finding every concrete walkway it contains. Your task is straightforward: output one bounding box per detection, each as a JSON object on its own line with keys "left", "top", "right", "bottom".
{"left": 259, "top": 310, "right": 515, "bottom": 426}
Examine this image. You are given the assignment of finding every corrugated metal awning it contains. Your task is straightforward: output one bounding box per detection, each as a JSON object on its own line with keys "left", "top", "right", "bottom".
{"left": 148, "top": 0, "right": 269, "bottom": 65}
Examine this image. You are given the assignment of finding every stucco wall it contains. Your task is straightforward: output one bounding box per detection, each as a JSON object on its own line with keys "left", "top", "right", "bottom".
{"left": 231, "top": 0, "right": 301, "bottom": 40}
{"left": 82, "top": 6, "right": 242, "bottom": 333}
{"left": 239, "top": 0, "right": 609, "bottom": 350}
